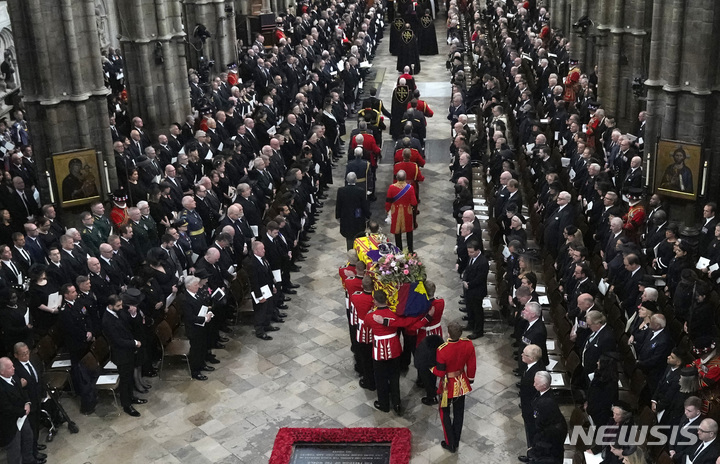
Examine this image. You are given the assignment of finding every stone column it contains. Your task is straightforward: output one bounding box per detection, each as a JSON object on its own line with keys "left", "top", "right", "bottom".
{"left": 643, "top": 0, "right": 668, "bottom": 186}
{"left": 184, "top": 0, "right": 238, "bottom": 72}
{"left": 118, "top": 0, "right": 192, "bottom": 137}
{"left": 569, "top": 0, "right": 588, "bottom": 66}
{"left": 6, "top": 0, "right": 115, "bottom": 202}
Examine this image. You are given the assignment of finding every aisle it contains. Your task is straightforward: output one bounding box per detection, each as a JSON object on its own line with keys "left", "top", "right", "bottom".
{"left": 43, "top": 17, "right": 526, "bottom": 464}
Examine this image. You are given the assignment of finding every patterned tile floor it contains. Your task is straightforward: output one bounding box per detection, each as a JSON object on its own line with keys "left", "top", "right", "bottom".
{"left": 28, "top": 17, "right": 532, "bottom": 464}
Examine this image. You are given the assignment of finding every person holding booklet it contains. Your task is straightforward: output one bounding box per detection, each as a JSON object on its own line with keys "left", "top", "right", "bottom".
{"left": 179, "top": 277, "right": 214, "bottom": 381}
{"left": 243, "top": 241, "right": 281, "bottom": 341}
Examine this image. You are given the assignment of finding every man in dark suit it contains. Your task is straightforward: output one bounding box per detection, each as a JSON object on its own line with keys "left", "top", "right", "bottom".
{"left": 12, "top": 342, "right": 47, "bottom": 460}
{"left": 102, "top": 294, "right": 145, "bottom": 417}
{"left": 462, "top": 241, "right": 488, "bottom": 340}
{"left": 23, "top": 223, "right": 46, "bottom": 266}
{"left": 700, "top": 202, "right": 719, "bottom": 254}
{"left": 59, "top": 235, "right": 86, "bottom": 283}
{"left": 9, "top": 177, "right": 40, "bottom": 231}
{"left": 581, "top": 310, "right": 617, "bottom": 385}
{"left": 519, "top": 345, "right": 546, "bottom": 448}
{"left": 543, "top": 191, "right": 574, "bottom": 258}
{"left": 456, "top": 222, "right": 477, "bottom": 275}
{"left": 243, "top": 241, "right": 279, "bottom": 340}
{"left": 636, "top": 314, "right": 674, "bottom": 394}
{"left": 617, "top": 253, "right": 645, "bottom": 318}
{"left": 520, "top": 371, "right": 567, "bottom": 463}
{"left": 669, "top": 395, "right": 706, "bottom": 461}
{"left": 654, "top": 350, "right": 690, "bottom": 426}
{"left": 515, "top": 302, "right": 548, "bottom": 372}
{"left": 673, "top": 418, "right": 720, "bottom": 464}
{"left": 336, "top": 173, "right": 370, "bottom": 250}
{"left": 0, "top": 357, "right": 41, "bottom": 464}
{"left": 0, "top": 244, "right": 26, "bottom": 294}
{"left": 180, "top": 276, "right": 214, "bottom": 380}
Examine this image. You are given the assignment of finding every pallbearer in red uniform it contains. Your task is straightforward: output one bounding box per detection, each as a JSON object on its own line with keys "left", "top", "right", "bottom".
{"left": 344, "top": 262, "right": 366, "bottom": 370}
{"left": 385, "top": 170, "right": 418, "bottom": 252}
{"left": 365, "top": 290, "right": 434, "bottom": 414}
{"left": 416, "top": 281, "right": 444, "bottom": 346}
{"left": 432, "top": 321, "right": 477, "bottom": 453}
{"left": 352, "top": 277, "right": 376, "bottom": 390}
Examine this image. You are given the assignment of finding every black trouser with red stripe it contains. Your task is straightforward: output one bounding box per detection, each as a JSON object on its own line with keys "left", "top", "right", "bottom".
{"left": 373, "top": 357, "right": 401, "bottom": 410}
{"left": 439, "top": 395, "right": 466, "bottom": 450}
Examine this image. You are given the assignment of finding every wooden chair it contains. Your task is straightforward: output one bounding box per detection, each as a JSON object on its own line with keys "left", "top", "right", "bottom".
{"left": 155, "top": 320, "right": 191, "bottom": 379}
{"left": 80, "top": 352, "right": 120, "bottom": 414}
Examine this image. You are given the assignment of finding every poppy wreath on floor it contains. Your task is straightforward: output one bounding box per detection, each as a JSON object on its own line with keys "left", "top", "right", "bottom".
{"left": 269, "top": 427, "right": 412, "bottom": 464}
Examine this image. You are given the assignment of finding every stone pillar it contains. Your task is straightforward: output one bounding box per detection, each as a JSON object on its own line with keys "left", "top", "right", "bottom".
{"left": 118, "top": 0, "right": 192, "bottom": 137}
{"left": 6, "top": 0, "right": 115, "bottom": 202}
{"left": 569, "top": 0, "right": 588, "bottom": 65}
{"left": 184, "top": 0, "right": 238, "bottom": 72}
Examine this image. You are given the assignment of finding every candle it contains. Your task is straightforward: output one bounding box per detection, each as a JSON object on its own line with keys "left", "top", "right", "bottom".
{"left": 45, "top": 171, "right": 55, "bottom": 204}
{"left": 103, "top": 159, "right": 111, "bottom": 194}
{"left": 701, "top": 161, "right": 708, "bottom": 196}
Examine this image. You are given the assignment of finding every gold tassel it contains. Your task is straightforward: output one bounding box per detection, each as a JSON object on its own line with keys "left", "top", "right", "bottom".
{"left": 440, "top": 377, "right": 449, "bottom": 408}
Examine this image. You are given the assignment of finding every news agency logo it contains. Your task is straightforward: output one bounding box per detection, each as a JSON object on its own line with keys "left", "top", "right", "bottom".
{"left": 567, "top": 425, "right": 700, "bottom": 447}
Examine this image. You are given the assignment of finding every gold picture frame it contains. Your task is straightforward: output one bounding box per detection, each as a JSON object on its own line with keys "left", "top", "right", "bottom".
{"left": 53, "top": 149, "right": 101, "bottom": 208}
{"left": 654, "top": 139, "right": 702, "bottom": 201}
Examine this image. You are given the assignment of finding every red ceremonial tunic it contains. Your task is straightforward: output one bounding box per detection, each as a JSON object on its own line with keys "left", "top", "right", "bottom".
{"left": 432, "top": 338, "right": 477, "bottom": 399}
{"left": 416, "top": 297, "right": 445, "bottom": 346}
{"left": 385, "top": 182, "right": 418, "bottom": 234}
{"left": 622, "top": 204, "right": 646, "bottom": 240}
{"left": 351, "top": 134, "right": 381, "bottom": 167}
{"left": 407, "top": 99, "right": 434, "bottom": 119}
{"left": 353, "top": 291, "right": 375, "bottom": 344}
{"left": 364, "top": 306, "right": 429, "bottom": 360}
{"left": 393, "top": 148, "right": 425, "bottom": 167}
{"left": 339, "top": 263, "right": 357, "bottom": 288}
{"left": 110, "top": 206, "right": 128, "bottom": 227}
{"left": 394, "top": 161, "right": 425, "bottom": 196}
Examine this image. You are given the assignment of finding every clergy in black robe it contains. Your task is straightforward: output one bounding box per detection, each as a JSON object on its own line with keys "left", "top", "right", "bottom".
{"left": 389, "top": 17, "right": 406, "bottom": 56}
{"left": 418, "top": 12, "right": 438, "bottom": 55}
{"left": 396, "top": 24, "right": 421, "bottom": 74}
{"left": 391, "top": 80, "right": 412, "bottom": 139}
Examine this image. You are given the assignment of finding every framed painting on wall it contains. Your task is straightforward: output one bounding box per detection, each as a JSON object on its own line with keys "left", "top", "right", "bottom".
{"left": 53, "top": 149, "right": 101, "bottom": 208}
{"left": 654, "top": 140, "right": 702, "bottom": 201}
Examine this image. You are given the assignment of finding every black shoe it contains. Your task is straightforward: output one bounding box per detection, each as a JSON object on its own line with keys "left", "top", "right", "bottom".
{"left": 277, "top": 312, "right": 288, "bottom": 318}
{"left": 256, "top": 333, "right": 273, "bottom": 340}
{"left": 421, "top": 396, "right": 438, "bottom": 405}
{"left": 458, "top": 299, "right": 466, "bottom": 305}
{"left": 373, "top": 401, "right": 389, "bottom": 412}
{"left": 123, "top": 406, "right": 141, "bottom": 417}
{"left": 81, "top": 407, "right": 95, "bottom": 416}
{"left": 192, "top": 373, "right": 208, "bottom": 381}
{"left": 512, "top": 341, "right": 519, "bottom": 348}
{"left": 441, "top": 441, "right": 457, "bottom": 453}
{"left": 35, "top": 458, "right": 47, "bottom": 464}
{"left": 517, "top": 456, "right": 530, "bottom": 463}
{"left": 266, "top": 326, "right": 280, "bottom": 332}
{"left": 359, "top": 379, "right": 376, "bottom": 391}
{"left": 277, "top": 304, "right": 289, "bottom": 310}
{"left": 214, "top": 343, "right": 226, "bottom": 349}
{"left": 515, "top": 382, "right": 522, "bottom": 388}
{"left": 296, "top": 256, "right": 307, "bottom": 261}
{"left": 206, "top": 356, "right": 220, "bottom": 364}
{"left": 467, "top": 332, "right": 484, "bottom": 339}
{"left": 290, "top": 265, "right": 302, "bottom": 272}
{"left": 220, "top": 327, "right": 233, "bottom": 334}
{"left": 288, "top": 282, "right": 300, "bottom": 288}
{"left": 37, "top": 444, "right": 46, "bottom": 451}
{"left": 132, "top": 397, "right": 148, "bottom": 404}
{"left": 283, "top": 296, "right": 292, "bottom": 301}
{"left": 35, "top": 452, "right": 47, "bottom": 460}
{"left": 272, "top": 318, "right": 285, "bottom": 323}
{"left": 393, "top": 404, "right": 403, "bottom": 416}
{"left": 68, "top": 422, "right": 79, "bottom": 433}
{"left": 298, "top": 247, "right": 309, "bottom": 253}
{"left": 201, "top": 365, "right": 215, "bottom": 372}
{"left": 134, "top": 387, "right": 149, "bottom": 394}
{"left": 462, "top": 315, "right": 469, "bottom": 321}
{"left": 458, "top": 307, "right": 467, "bottom": 313}
{"left": 218, "top": 336, "right": 230, "bottom": 342}
{"left": 283, "top": 289, "right": 298, "bottom": 295}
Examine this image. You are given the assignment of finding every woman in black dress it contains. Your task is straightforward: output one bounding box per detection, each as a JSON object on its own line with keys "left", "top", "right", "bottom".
{"left": 0, "top": 209, "right": 13, "bottom": 246}
{"left": 144, "top": 249, "right": 178, "bottom": 299}
{"left": 148, "top": 184, "right": 173, "bottom": 237}
{"left": 452, "top": 184, "right": 473, "bottom": 225}
{"left": 27, "top": 265, "right": 60, "bottom": 338}
{"left": 0, "top": 289, "right": 33, "bottom": 354}
{"left": 585, "top": 353, "right": 619, "bottom": 427}
{"left": 126, "top": 168, "right": 147, "bottom": 206}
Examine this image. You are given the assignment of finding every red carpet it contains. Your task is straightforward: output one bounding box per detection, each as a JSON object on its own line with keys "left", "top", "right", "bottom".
{"left": 269, "top": 427, "right": 412, "bottom": 464}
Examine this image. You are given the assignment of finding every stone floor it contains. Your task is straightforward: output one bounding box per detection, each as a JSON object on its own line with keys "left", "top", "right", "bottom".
{"left": 34, "top": 18, "right": 530, "bottom": 464}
